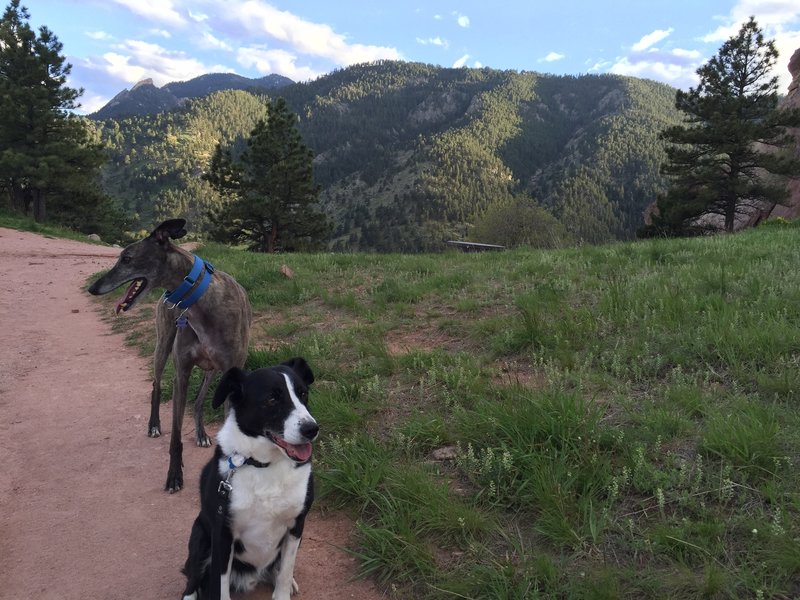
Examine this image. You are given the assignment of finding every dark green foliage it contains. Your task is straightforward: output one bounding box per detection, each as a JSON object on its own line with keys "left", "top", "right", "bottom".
{"left": 0, "top": 0, "right": 122, "bottom": 238}
{"left": 646, "top": 18, "right": 800, "bottom": 236}
{"left": 206, "top": 97, "right": 329, "bottom": 252}
{"left": 99, "top": 61, "right": 684, "bottom": 250}
{"left": 98, "top": 90, "right": 270, "bottom": 234}
{"left": 471, "top": 195, "right": 572, "bottom": 248}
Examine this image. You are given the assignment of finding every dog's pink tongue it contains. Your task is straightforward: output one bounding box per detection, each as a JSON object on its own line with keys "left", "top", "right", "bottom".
{"left": 289, "top": 442, "right": 313, "bottom": 462}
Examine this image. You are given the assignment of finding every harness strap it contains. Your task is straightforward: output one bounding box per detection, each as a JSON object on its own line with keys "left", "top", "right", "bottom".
{"left": 210, "top": 478, "right": 231, "bottom": 600}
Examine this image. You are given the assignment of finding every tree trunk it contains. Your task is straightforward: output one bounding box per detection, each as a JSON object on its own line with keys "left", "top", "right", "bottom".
{"left": 724, "top": 196, "right": 736, "bottom": 233}
{"left": 267, "top": 224, "right": 278, "bottom": 253}
{"left": 11, "top": 182, "right": 26, "bottom": 214}
{"left": 32, "top": 188, "right": 46, "bottom": 222}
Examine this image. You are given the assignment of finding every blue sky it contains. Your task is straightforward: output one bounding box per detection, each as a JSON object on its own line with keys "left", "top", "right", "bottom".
{"left": 23, "top": 0, "right": 800, "bottom": 114}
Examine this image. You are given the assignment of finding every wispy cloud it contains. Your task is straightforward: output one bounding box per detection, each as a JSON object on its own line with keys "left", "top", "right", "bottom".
{"left": 236, "top": 46, "right": 320, "bottom": 81}
{"left": 201, "top": 32, "right": 232, "bottom": 51}
{"left": 109, "top": 0, "right": 185, "bottom": 28}
{"left": 631, "top": 28, "right": 673, "bottom": 52}
{"left": 539, "top": 52, "right": 565, "bottom": 63}
{"left": 227, "top": 1, "right": 401, "bottom": 66}
{"left": 77, "top": 92, "right": 111, "bottom": 114}
{"left": 85, "top": 31, "right": 112, "bottom": 41}
{"left": 454, "top": 12, "right": 470, "bottom": 28}
{"left": 88, "top": 40, "right": 230, "bottom": 87}
{"left": 701, "top": 0, "right": 800, "bottom": 90}
{"left": 453, "top": 53, "right": 470, "bottom": 68}
{"left": 416, "top": 36, "right": 449, "bottom": 49}
{"left": 609, "top": 47, "right": 703, "bottom": 87}
{"left": 188, "top": 9, "right": 209, "bottom": 23}
{"left": 149, "top": 29, "right": 172, "bottom": 39}
{"left": 606, "top": 25, "right": 701, "bottom": 88}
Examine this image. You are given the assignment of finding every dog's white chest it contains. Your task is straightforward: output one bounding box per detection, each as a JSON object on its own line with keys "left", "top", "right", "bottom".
{"left": 229, "top": 463, "right": 310, "bottom": 570}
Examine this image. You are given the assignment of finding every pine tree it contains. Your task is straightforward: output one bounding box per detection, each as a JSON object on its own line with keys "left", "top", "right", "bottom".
{"left": 206, "top": 98, "right": 329, "bottom": 252}
{"left": 0, "top": 0, "right": 113, "bottom": 228}
{"left": 648, "top": 17, "right": 800, "bottom": 235}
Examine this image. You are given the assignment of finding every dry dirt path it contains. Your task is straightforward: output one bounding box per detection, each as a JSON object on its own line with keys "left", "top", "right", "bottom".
{"left": 0, "top": 227, "right": 381, "bottom": 600}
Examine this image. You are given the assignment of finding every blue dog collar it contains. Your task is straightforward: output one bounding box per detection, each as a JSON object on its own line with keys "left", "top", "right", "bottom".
{"left": 163, "top": 254, "right": 215, "bottom": 310}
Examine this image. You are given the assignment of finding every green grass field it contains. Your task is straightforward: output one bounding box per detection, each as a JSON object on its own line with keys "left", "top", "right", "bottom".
{"left": 83, "top": 220, "right": 800, "bottom": 599}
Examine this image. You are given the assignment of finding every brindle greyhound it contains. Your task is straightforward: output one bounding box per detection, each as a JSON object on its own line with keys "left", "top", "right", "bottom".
{"left": 88, "top": 219, "right": 252, "bottom": 493}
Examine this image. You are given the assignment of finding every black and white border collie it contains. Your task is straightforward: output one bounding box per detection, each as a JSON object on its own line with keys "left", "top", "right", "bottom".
{"left": 181, "top": 357, "right": 319, "bottom": 600}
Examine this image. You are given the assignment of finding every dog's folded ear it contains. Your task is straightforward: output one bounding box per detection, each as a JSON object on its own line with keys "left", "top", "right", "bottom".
{"left": 281, "top": 357, "right": 314, "bottom": 386}
{"left": 213, "top": 367, "right": 247, "bottom": 409}
{"left": 151, "top": 219, "right": 188, "bottom": 244}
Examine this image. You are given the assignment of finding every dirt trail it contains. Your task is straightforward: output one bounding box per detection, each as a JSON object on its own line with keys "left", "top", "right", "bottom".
{"left": 0, "top": 227, "right": 381, "bottom": 600}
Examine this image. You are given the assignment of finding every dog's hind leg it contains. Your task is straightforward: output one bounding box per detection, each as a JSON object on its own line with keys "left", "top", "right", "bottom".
{"left": 150, "top": 305, "right": 177, "bottom": 438}
{"left": 181, "top": 516, "right": 210, "bottom": 600}
{"left": 193, "top": 370, "right": 216, "bottom": 447}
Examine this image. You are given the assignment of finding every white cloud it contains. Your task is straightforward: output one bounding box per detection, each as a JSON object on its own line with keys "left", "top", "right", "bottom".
{"left": 92, "top": 40, "right": 230, "bottom": 87}
{"left": 416, "top": 36, "right": 449, "bottom": 49}
{"left": 237, "top": 47, "right": 320, "bottom": 81}
{"left": 85, "top": 31, "right": 112, "bottom": 41}
{"left": 631, "top": 28, "right": 674, "bottom": 52}
{"left": 609, "top": 47, "right": 703, "bottom": 88}
{"left": 149, "top": 29, "right": 172, "bottom": 39}
{"left": 453, "top": 53, "right": 470, "bottom": 68}
{"left": 457, "top": 14, "right": 470, "bottom": 28}
{"left": 702, "top": 1, "right": 800, "bottom": 91}
{"left": 109, "top": 0, "right": 185, "bottom": 27}
{"left": 228, "top": 1, "right": 401, "bottom": 66}
{"left": 188, "top": 10, "right": 209, "bottom": 23}
{"left": 587, "top": 60, "right": 611, "bottom": 73}
{"left": 540, "top": 52, "right": 565, "bottom": 63}
{"left": 473, "top": 60, "right": 483, "bottom": 68}
{"left": 201, "top": 32, "right": 233, "bottom": 51}
{"left": 76, "top": 93, "right": 110, "bottom": 114}
{"left": 434, "top": 14, "right": 443, "bottom": 20}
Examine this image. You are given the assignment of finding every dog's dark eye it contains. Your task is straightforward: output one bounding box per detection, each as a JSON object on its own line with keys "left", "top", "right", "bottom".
{"left": 264, "top": 396, "right": 277, "bottom": 406}
{"left": 121, "top": 255, "right": 131, "bottom": 264}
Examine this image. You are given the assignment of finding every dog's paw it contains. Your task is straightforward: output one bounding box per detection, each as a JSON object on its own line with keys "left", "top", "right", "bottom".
{"left": 165, "top": 470, "right": 183, "bottom": 493}
{"left": 196, "top": 431, "right": 212, "bottom": 447}
{"left": 271, "top": 578, "right": 298, "bottom": 600}
{"left": 148, "top": 425, "right": 161, "bottom": 438}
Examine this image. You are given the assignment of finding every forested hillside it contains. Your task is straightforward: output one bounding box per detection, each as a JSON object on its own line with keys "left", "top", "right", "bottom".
{"left": 97, "top": 61, "right": 682, "bottom": 250}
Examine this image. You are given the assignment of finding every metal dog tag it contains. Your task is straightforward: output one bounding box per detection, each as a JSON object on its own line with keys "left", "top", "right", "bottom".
{"left": 217, "top": 480, "right": 232, "bottom": 499}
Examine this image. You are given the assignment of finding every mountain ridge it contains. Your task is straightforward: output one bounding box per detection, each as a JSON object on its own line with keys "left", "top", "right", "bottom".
{"left": 91, "top": 72, "right": 293, "bottom": 120}
{"left": 95, "top": 61, "right": 683, "bottom": 251}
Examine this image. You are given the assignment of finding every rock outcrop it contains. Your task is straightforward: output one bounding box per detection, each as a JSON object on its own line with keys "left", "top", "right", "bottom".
{"left": 775, "top": 48, "right": 800, "bottom": 219}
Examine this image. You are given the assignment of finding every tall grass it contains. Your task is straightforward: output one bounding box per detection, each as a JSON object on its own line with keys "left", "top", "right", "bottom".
{"left": 92, "top": 223, "right": 800, "bottom": 599}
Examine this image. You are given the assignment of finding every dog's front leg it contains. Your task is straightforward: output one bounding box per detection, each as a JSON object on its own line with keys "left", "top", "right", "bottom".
{"left": 272, "top": 534, "right": 302, "bottom": 600}
{"left": 219, "top": 544, "right": 235, "bottom": 600}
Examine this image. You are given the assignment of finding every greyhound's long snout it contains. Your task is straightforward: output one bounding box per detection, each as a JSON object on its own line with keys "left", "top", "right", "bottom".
{"left": 87, "top": 279, "right": 103, "bottom": 295}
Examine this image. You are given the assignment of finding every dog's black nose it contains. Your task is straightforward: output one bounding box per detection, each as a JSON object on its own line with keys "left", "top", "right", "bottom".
{"left": 300, "top": 421, "right": 319, "bottom": 440}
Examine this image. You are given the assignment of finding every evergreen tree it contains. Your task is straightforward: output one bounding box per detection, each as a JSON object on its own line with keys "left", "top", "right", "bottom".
{"left": 207, "top": 98, "right": 329, "bottom": 252}
{"left": 0, "top": 0, "right": 111, "bottom": 227}
{"left": 648, "top": 17, "right": 800, "bottom": 235}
